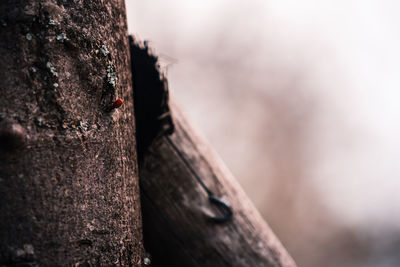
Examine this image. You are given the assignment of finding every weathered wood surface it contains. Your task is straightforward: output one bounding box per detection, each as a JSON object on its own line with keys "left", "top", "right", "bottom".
{"left": 139, "top": 99, "right": 297, "bottom": 266}
{"left": 0, "top": 1, "right": 143, "bottom": 265}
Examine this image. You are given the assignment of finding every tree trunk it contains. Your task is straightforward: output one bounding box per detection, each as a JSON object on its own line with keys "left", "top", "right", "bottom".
{"left": 131, "top": 40, "right": 296, "bottom": 266}
{"left": 0, "top": 1, "right": 143, "bottom": 266}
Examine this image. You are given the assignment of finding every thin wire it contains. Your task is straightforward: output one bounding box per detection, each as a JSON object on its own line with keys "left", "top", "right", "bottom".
{"left": 165, "top": 135, "right": 212, "bottom": 196}
{"left": 165, "top": 135, "right": 232, "bottom": 223}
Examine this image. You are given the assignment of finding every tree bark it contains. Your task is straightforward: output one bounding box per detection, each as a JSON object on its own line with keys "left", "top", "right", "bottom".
{"left": 0, "top": 1, "right": 143, "bottom": 266}
{"left": 131, "top": 40, "right": 296, "bottom": 266}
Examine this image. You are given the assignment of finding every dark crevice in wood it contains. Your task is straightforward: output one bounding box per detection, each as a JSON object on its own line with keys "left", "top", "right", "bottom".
{"left": 129, "top": 35, "right": 174, "bottom": 163}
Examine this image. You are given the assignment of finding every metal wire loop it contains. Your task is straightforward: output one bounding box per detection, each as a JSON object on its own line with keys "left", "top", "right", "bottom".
{"left": 208, "top": 194, "right": 233, "bottom": 223}
{"left": 166, "top": 136, "right": 233, "bottom": 224}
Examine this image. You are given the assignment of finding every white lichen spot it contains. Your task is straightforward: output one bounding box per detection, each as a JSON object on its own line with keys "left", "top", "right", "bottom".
{"left": 53, "top": 82, "right": 59, "bottom": 88}
{"left": 35, "top": 117, "right": 44, "bottom": 127}
{"left": 143, "top": 257, "right": 151, "bottom": 266}
{"left": 87, "top": 223, "right": 95, "bottom": 231}
{"left": 23, "top": 244, "right": 35, "bottom": 255}
{"left": 56, "top": 33, "right": 67, "bottom": 42}
{"left": 79, "top": 121, "right": 89, "bottom": 131}
{"left": 14, "top": 244, "right": 34, "bottom": 258}
{"left": 26, "top": 33, "right": 32, "bottom": 41}
{"left": 23, "top": 4, "right": 36, "bottom": 16}
{"left": 15, "top": 248, "right": 25, "bottom": 257}
{"left": 48, "top": 19, "right": 56, "bottom": 25}
{"left": 106, "top": 65, "right": 118, "bottom": 87}
{"left": 30, "top": 66, "right": 37, "bottom": 73}
{"left": 1, "top": 19, "right": 7, "bottom": 27}
{"left": 46, "top": 61, "right": 58, "bottom": 77}
{"left": 100, "top": 44, "right": 110, "bottom": 56}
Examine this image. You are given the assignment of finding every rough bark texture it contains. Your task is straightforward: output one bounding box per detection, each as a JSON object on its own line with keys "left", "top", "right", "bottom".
{"left": 0, "top": 1, "right": 143, "bottom": 266}
{"left": 131, "top": 40, "right": 296, "bottom": 266}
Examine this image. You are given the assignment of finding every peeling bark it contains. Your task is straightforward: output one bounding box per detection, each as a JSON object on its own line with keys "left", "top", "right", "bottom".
{"left": 0, "top": 1, "right": 143, "bottom": 266}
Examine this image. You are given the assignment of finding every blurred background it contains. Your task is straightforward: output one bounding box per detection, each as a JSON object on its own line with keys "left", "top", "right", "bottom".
{"left": 126, "top": 1, "right": 400, "bottom": 266}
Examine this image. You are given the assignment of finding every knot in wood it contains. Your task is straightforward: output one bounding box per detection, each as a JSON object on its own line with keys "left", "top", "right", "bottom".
{"left": 0, "top": 121, "right": 27, "bottom": 153}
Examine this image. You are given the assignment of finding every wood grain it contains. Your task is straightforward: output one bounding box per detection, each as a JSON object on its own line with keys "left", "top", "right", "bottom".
{"left": 140, "top": 100, "right": 297, "bottom": 266}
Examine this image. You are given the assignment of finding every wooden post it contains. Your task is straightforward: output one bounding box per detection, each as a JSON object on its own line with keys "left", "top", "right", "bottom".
{"left": 0, "top": 2, "right": 143, "bottom": 265}
{"left": 131, "top": 38, "right": 296, "bottom": 266}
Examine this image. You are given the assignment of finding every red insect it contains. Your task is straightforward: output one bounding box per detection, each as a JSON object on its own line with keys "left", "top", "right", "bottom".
{"left": 111, "top": 99, "right": 124, "bottom": 109}
{"left": 106, "top": 99, "right": 124, "bottom": 112}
